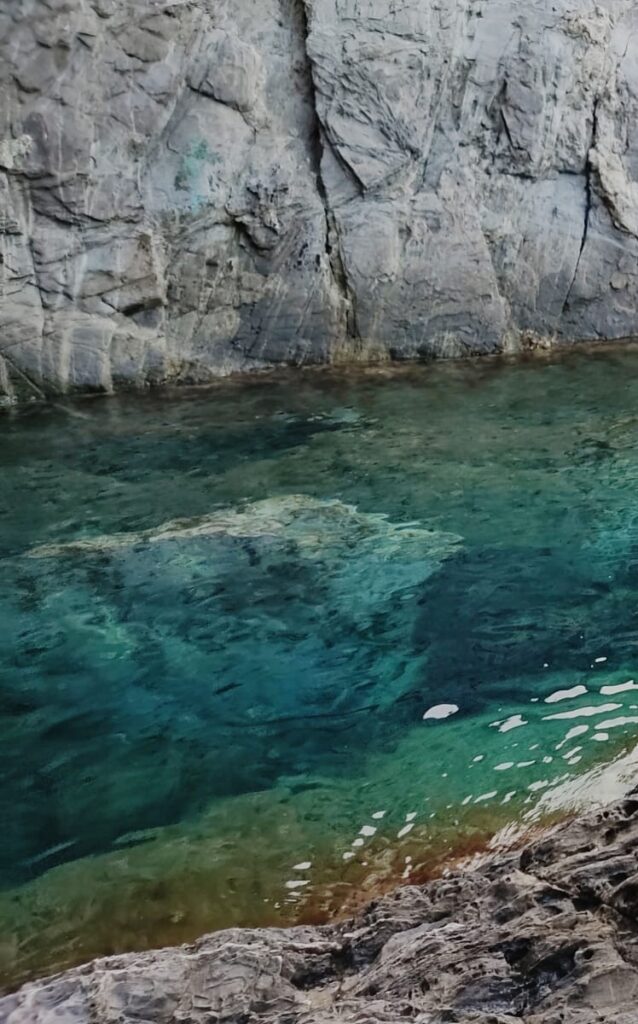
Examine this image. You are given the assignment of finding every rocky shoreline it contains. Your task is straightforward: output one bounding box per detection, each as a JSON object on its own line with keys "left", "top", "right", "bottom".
{"left": 3, "top": 791, "right": 638, "bottom": 1023}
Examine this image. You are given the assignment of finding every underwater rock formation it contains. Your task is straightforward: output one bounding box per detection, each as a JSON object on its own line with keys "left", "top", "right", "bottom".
{"left": 3, "top": 791, "right": 638, "bottom": 1022}
{"left": 3, "top": 0, "right": 638, "bottom": 397}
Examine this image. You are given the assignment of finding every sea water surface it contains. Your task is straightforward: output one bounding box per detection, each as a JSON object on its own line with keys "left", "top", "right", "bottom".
{"left": 3, "top": 347, "right": 638, "bottom": 988}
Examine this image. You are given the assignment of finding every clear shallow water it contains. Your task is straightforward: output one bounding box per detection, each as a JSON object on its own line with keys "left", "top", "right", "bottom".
{"left": 3, "top": 349, "right": 638, "bottom": 987}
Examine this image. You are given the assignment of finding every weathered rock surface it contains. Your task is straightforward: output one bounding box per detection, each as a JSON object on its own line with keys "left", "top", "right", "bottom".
{"left": 3, "top": 792, "right": 638, "bottom": 1022}
{"left": 3, "top": 0, "right": 638, "bottom": 398}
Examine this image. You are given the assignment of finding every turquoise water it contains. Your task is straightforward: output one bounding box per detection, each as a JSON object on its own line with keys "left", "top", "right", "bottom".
{"left": 3, "top": 348, "right": 638, "bottom": 986}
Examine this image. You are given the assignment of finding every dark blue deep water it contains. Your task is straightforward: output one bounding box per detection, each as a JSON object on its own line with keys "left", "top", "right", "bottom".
{"left": 3, "top": 349, "right": 638, "bottom": 987}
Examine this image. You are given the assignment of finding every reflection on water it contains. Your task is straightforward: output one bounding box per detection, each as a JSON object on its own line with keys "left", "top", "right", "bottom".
{"left": 3, "top": 347, "right": 638, "bottom": 987}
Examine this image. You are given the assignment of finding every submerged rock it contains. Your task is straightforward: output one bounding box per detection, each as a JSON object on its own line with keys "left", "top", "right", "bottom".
{"left": 29, "top": 493, "right": 460, "bottom": 560}
{"left": 3, "top": 0, "right": 638, "bottom": 398}
{"left": 3, "top": 792, "right": 638, "bottom": 1022}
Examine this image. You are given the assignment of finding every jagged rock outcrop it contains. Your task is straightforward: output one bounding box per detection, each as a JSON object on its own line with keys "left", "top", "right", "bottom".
{"left": 3, "top": 792, "right": 638, "bottom": 1022}
{"left": 3, "top": 0, "right": 638, "bottom": 398}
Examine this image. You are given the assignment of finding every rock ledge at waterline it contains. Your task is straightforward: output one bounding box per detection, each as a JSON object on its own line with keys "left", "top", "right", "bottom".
{"left": 3, "top": 792, "right": 638, "bottom": 1023}
{"left": 4, "top": 0, "right": 638, "bottom": 398}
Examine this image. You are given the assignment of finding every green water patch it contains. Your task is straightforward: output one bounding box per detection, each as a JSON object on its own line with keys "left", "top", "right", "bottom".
{"left": 3, "top": 348, "right": 638, "bottom": 988}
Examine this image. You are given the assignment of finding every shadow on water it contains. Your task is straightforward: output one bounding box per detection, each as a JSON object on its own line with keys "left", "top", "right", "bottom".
{"left": 412, "top": 541, "right": 638, "bottom": 714}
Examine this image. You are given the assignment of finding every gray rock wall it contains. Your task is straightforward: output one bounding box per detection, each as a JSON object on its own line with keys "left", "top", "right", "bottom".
{"left": 2, "top": 0, "right": 638, "bottom": 398}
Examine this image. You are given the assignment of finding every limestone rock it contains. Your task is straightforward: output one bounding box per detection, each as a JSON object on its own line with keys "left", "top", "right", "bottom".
{"left": 3, "top": 0, "right": 638, "bottom": 399}
{"left": 3, "top": 792, "right": 638, "bottom": 1022}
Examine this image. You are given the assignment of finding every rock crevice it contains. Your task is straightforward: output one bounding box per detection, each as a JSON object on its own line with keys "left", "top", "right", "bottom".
{"left": 562, "top": 97, "right": 599, "bottom": 316}
{"left": 297, "top": 0, "right": 355, "bottom": 342}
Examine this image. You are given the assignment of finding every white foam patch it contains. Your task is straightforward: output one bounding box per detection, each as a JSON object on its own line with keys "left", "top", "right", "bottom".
{"left": 285, "top": 879, "right": 309, "bottom": 889}
{"left": 593, "top": 732, "right": 609, "bottom": 741}
{"left": 474, "top": 791, "right": 498, "bottom": 803}
{"left": 556, "top": 724, "right": 589, "bottom": 749}
{"left": 544, "top": 685, "right": 588, "bottom": 704}
{"left": 405, "top": 812, "right": 417, "bottom": 822}
{"left": 397, "top": 823, "right": 415, "bottom": 838}
{"left": 494, "top": 762, "right": 514, "bottom": 771}
{"left": 342, "top": 851, "right": 355, "bottom": 861}
{"left": 292, "top": 861, "right": 312, "bottom": 871}
{"left": 423, "top": 703, "right": 459, "bottom": 721}
{"left": 359, "top": 825, "right": 377, "bottom": 837}
{"left": 562, "top": 747, "right": 582, "bottom": 760}
{"left": 601, "top": 680, "right": 638, "bottom": 696}
{"left": 596, "top": 716, "right": 638, "bottom": 730}
{"left": 544, "top": 703, "right": 622, "bottom": 721}
{"left": 494, "top": 714, "right": 528, "bottom": 733}
{"left": 371, "top": 810, "right": 386, "bottom": 820}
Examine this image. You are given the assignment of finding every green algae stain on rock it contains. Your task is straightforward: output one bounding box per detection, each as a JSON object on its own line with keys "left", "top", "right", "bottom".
{"left": 174, "top": 139, "right": 222, "bottom": 210}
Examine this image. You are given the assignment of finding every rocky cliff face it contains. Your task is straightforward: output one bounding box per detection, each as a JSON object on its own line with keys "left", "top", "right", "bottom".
{"left": 3, "top": 0, "right": 638, "bottom": 398}
{"left": 3, "top": 793, "right": 638, "bottom": 1023}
